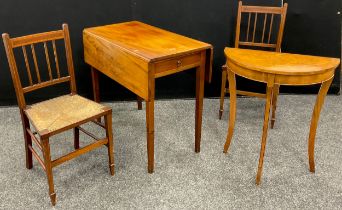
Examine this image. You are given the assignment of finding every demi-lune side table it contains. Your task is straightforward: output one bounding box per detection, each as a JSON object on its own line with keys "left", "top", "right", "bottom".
{"left": 83, "top": 21, "right": 213, "bottom": 173}
{"left": 223, "top": 47, "right": 340, "bottom": 184}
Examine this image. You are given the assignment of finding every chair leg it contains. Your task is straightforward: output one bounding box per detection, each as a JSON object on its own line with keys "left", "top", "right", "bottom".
{"left": 271, "top": 84, "right": 280, "bottom": 129}
{"left": 104, "top": 113, "right": 114, "bottom": 176}
{"left": 42, "top": 138, "right": 56, "bottom": 206}
{"left": 308, "top": 78, "right": 333, "bottom": 173}
{"left": 256, "top": 83, "right": 274, "bottom": 185}
{"left": 223, "top": 69, "right": 236, "bottom": 153}
{"left": 219, "top": 68, "right": 227, "bottom": 120}
{"left": 137, "top": 96, "right": 143, "bottom": 110}
{"left": 73, "top": 127, "right": 79, "bottom": 150}
{"left": 21, "top": 111, "right": 33, "bottom": 169}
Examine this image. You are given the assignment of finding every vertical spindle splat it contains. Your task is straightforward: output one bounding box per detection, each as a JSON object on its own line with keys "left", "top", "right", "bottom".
{"left": 268, "top": 14, "right": 274, "bottom": 44}
{"left": 30, "top": 44, "right": 41, "bottom": 83}
{"left": 52, "top": 40, "right": 61, "bottom": 78}
{"left": 246, "top": 12, "right": 251, "bottom": 41}
{"left": 252, "top": 13, "right": 258, "bottom": 43}
{"left": 261, "top": 14, "right": 267, "bottom": 43}
{"left": 43, "top": 42, "right": 53, "bottom": 80}
{"left": 21, "top": 46, "right": 33, "bottom": 86}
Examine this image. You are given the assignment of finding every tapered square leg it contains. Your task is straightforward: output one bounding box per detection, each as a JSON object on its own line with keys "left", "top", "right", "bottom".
{"left": 104, "top": 113, "right": 115, "bottom": 176}
{"left": 42, "top": 138, "right": 56, "bottom": 206}
{"left": 73, "top": 127, "right": 79, "bottom": 150}
{"left": 146, "top": 100, "right": 154, "bottom": 173}
{"left": 137, "top": 96, "right": 143, "bottom": 110}
{"left": 21, "top": 111, "right": 33, "bottom": 169}
{"left": 91, "top": 67, "right": 101, "bottom": 123}
{"left": 91, "top": 67, "right": 100, "bottom": 103}
{"left": 195, "top": 52, "right": 205, "bottom": 153}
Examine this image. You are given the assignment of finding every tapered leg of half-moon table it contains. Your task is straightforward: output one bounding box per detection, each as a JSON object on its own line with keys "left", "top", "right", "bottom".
{"left": 256, "top": 79, "right": 274, "bottom": 185}
{"left": 271, "top": 84, "right": 280, "bottom": 129}
{"left": 223, "top": 69, "right": 237, "bottom": 153}
{"left": 219, "top": 66, "right": 227, "bottom": 120}
{"left": 308, "top": 77, "right": 333, "bottom": 173}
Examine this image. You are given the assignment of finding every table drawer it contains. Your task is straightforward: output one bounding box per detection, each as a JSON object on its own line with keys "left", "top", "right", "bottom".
{"left": 154, "top": 53, "right": 201, "bottom": 78}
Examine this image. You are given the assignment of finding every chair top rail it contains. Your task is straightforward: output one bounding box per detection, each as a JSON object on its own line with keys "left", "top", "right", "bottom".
{"left": 11, "top": 30, "right": 64, "bottom": 48}
{"left": 241, "top": 5, "right": 284, "bottom": 14}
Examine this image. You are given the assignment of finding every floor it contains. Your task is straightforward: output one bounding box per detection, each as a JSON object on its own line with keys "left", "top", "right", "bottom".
{"left": 0, "top": 95, "right": 341, "bottom": 209}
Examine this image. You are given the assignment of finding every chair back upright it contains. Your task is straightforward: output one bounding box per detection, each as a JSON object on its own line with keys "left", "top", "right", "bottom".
{"left": 235, "top": 1, "right": 288, "bottom": 52}
{"left": 2, "top": 24, "right": 77, "bottom": 109}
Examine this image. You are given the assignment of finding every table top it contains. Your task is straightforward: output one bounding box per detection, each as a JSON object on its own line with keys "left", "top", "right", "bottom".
{"left": 84, "top": 21, "right": 212, "bottom": 62}
{"left": 225, "top": 48, "right": 340, "bottom": 75}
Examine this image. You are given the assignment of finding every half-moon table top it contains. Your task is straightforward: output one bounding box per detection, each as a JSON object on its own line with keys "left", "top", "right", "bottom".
{"left": 224, "top": 48, "right": 340, "bottom": 76}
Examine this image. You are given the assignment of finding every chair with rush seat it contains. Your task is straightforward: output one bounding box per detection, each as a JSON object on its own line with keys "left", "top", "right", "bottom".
{"left": 2, "top": 24, "right": 114, "bottom": 206}
{"left": 219, "top": 1, "right": 288, "bottom": 129}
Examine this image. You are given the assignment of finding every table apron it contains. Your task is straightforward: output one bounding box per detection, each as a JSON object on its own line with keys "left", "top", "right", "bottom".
{"left": 227, "top": 60, "right": 335, "bottom": 86}
{"left": 154, "top": 52, "right": 202, "bottom": 78}
{"left": 274, "top": 71, "right": 335, "bottom": 85}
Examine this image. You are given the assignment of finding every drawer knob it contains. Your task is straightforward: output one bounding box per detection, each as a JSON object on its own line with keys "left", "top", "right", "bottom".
{"left": 177, "top": 60, "right": 182, "bottom": 67}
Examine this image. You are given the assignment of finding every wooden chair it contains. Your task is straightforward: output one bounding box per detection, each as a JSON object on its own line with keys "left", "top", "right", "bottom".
{"left": 2, "top": 24, "right": 114, "bottom": 206}
{"left": 219, "top": 1, "right": 288, "bottom": 129}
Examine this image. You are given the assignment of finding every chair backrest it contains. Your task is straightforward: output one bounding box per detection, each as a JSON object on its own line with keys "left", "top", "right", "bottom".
{"left": 235, "top": 1, "right": 288, "bottom": 52}
{"left": 2, "top": 24, "right": 77, "bottom": 109}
